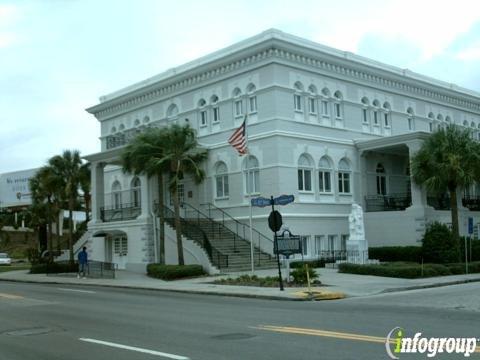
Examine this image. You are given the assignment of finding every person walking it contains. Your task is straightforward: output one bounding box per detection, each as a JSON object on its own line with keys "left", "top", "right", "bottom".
{"left": 77, "top": 246, "right": 88, "bottom": 279}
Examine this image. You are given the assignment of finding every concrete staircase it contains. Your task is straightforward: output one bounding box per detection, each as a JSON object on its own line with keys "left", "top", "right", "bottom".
{"left": 55, "top": 229, "right": 93, "bottom": 262}
{"left": 161, "top": 205, "right": 277, "bottom": 273}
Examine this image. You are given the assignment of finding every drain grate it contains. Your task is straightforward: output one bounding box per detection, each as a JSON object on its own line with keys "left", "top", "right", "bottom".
{"left": 212, "top": 333, "right": 255, "bottom": 340}
{"left": 5, "top": 327, "right": 54, "bottom": 336}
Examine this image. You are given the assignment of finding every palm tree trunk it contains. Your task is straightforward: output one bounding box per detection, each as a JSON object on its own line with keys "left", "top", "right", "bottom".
{"left": 56, "top": 211, "right": 61, "bottom": 253}
{"left": 449, "top": 188, "right": 460, "bottom": 240}
{"left": 84, "top": 193, "right": 90, "bottom": 222}
{"left": 172, "top": 185, "right": 184, "bottom": 265}
{"left": 68, "top": 198, "right": 74, "bottom": 264}
{"left": 47, "top": 221, "right": 53, "bottom": 263}
{"left": 158, "top": 173, "right": 165, "bottom": 265}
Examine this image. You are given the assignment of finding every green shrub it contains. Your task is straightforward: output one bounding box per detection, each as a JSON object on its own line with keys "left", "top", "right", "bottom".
{"left": 26, "top": 248, "right": 42, "bottom": 265}
{"left": 30, "top": 262, "right": 78, "bottom": 274}
{"left": 369, "top": 246, "right": 422, "bottom": 263}
{"left": 422, "top": 222, "right": 460, "bottom": 264}
{"left": 460, "top": 238, "right": 480, "bottom": 262}
{"left": 290, "top": 259, "right": 326, "bottom": 269}
{"left": 147, "top": 264, "right": 205, "bottom": 280}
{"left": 291, "top": 266, "right": 318, "bottom": 284}
{"left": 338, "top": 262, "right": 452, "bottom": 279}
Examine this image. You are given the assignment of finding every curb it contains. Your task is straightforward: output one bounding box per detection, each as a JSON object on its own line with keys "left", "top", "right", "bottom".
{"left": 381, "top": 277, "right": 480, "bottom": 294}
{"left": 0, "top": 276, "right": 309, "bottom": 302}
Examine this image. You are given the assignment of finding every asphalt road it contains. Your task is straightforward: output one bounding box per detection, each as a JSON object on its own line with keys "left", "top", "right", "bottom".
{"left": 0, "top": 281, "right": 479, "bottom": 360}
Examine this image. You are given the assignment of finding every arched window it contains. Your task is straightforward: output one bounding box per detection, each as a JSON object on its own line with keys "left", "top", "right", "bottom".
{"left": 463, "top": 120, "right": 469, "bottom": 127}
{"left": 118, "top": 124, "right": 125, "bottom": 131}
{"left": 211, "top": 95, "right": 220, "bottom": 123}
{"left": 246, "top": 83, "right": 257, "bottom": 113}
{"left": 471, "top": 121, "right": 476, "bottom": 128}
{"left": 318, "top": 156, "right": 333, "bottom": 193}
{"left": 167, "top": 104, "right": 179, "bottom": 118}
{"left": 297, "top": 154, "right": 313, "bottom": 192}
{"left": 361, "top": 97, "right": 369, "bottom": 124}
{"left": 376, "top": 163, "right": 387, "bottom": 195}
{"left": 143, "top": 116, "right": 150, "bottom": 123}
{"left": 198, "top": 99, "right": 207, "bottom": 127}
{"left": 232, "top": 88, "right": 243, "bottom": 117}
{"left": 131, "top": 177, "right": 141, "bottom": 207}
{"left": 383, "top": 102, "right": 391, "bottom": 127}
{"left": 338, "top": 159, "right": 351, "bottom": 194}
{"left": 321, "top": 88, "right": 330, "bottom": 117}
{"left": 294, "top": 82, "right": 304, "bottom": 112}
{"left": 112, "top": 181, "right": 122, "bottom": 209}
{"left": 308, "top": 85, "right": 317, "bottom": 114}
{"left": 111, "top": 126, "right": 117, "bottom": 134}
{"left": 445, "top": 116, "right": 451, "bottom": 124}
{"left": 407, "top": 107, "right": 415, "bottom": 131}
{"left": 333, "top": 91, "right": 343, "bottom": 119}
{"left": 134, "top": 119, "right": 140, "bottom": 127}
{"left": 243, "top": 155, "right": 259, "bottom": 194}
{"left": 215, "top": 162, "right": 229, "bottom": 198}
{"left": 372, "top": 99, "right": 380, "bottom": 126}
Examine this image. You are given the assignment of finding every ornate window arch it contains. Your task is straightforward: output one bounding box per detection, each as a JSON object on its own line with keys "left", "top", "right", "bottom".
{"left": 318, "top": 156, "right": 333, "bottom": 193}
{"left": 293, "top": 81, "right": 304, "bottom": 112}
{"left": 198, "top": 98, "right": 207, "bottom": 127}
{"left": 215, "top": 162, "right": 229, "bottom": 198}
{"left": 246, "top": 83, "right": 257, "bottom": 114}
{"left": 167, "top": 104, "right": 179, "bottom": 119}
{"left": 211, "top": 95, "right": 220, "bottom": 123}
{"left": 407, "top": 107, "right": 415, "bottom": 131}
{"left": 320, "top": 88, "right": 331, "bottom": 117}
{"left": 307, "top": 85, "right": 317, "bottom": 114}
{"left": 232, "top": 88, "right": 243, "bottom": 117}
{"left": 112, "top": 181, "right": 122, "bottom": 209}
{"left": 297, "top": 154, "right": 313, "bottom": 192}
{"left": 338, "top": 158, "right": 351, "bottom": 194}
{"left": 243, "top": 155, "right": 259, "bottom": 194}
{"left": 131, "top": 177, "right": 141, "bottom": 207}
{"left": 333, "top": 91, "right": 343, "bottom": 119}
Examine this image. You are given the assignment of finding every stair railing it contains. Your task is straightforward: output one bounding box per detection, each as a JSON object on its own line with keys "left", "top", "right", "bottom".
{"left": 201, "top": 202, "right": 274, "bottom": 265}
{"left": 154, "top": 202, "right": 228, "bottom": 269}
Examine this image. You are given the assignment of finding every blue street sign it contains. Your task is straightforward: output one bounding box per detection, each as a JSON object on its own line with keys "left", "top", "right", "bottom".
{"left": 251, "top": 197, "right": 272, "bottom": 207}
{"left": 273, "top": 194, "right": 295, "bottom": 206}
{"left": 468, "top": 217, "right": 474, "bottom": 235}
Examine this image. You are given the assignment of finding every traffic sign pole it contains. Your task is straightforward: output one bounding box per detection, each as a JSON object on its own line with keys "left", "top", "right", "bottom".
{"left": 271, "top": 195, "right": 284, "bottom": 291}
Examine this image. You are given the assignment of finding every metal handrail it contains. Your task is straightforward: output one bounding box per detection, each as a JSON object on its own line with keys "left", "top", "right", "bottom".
{"left": 154, "top": 203, "right": 228, "bottom": 269}
{"left": 200, "top": 202, "right": 274, "bottom": 264}
{"left": 100, "top": 202, "right": 141, "bottom": 222}
{"left": 365, "top": 193, "right": 412, "bottom": 212}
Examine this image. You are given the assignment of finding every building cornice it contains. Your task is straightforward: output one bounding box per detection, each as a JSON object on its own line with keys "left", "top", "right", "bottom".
{"left": 86, "top": 29, "right": 480, "bottom": 119}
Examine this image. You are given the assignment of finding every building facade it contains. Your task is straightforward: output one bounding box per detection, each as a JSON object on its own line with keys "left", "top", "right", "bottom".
{"left": 84, "top": 29, "right": 480, "bottom": 273}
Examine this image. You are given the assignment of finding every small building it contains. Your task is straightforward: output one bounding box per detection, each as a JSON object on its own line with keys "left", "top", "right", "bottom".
{"left": 84, "top": 29, "right": 480, "bottom": 273}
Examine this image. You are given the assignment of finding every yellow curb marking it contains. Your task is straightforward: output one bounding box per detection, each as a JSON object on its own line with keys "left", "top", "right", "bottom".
{"left": 255, "top": 325, "right": 480, "bottom": 353}
{"left": 0, "top": 292, "right": 24, "bottom": 300}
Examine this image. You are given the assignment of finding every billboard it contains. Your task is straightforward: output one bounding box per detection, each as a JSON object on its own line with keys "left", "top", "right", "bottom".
{"left": 0, "top": 168, "right": 39, "bottom": 208}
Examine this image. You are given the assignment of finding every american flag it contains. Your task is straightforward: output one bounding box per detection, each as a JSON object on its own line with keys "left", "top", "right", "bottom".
{"left": 228, "top": 117, "right": 247, "bottom": 155}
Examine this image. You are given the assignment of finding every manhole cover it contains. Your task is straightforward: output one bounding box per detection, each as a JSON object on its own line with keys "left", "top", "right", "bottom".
{"left": 6, "top": 327, "right": 53, "bottom": 336}
{"left": 212, "top": 333, "right": 255, "bottom": 340}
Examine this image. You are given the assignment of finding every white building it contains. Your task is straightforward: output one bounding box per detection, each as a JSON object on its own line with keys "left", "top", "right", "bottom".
{"left": 84, "top": 29, "right": 480, "bottom": 273}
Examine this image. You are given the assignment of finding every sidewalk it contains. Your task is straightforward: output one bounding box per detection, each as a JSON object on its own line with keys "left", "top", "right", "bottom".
{"left": 1, "top": 267, "right": 479, "bottom": 301}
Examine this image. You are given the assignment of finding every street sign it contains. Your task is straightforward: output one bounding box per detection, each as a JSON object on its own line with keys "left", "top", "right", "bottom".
{"left": 273, "top": 194, "right": 295, "bottom": 206}
{"left": 468, "top": 217, "right": 474, "bottom": 235}
{"left": 251, "top": 197, "right": 272, "bottom": 207}
{"left": 268, "top": 210, "right": 282, "bottom": 232}
{"left": 274, "top": 230, "right": 302, "bottom": 257}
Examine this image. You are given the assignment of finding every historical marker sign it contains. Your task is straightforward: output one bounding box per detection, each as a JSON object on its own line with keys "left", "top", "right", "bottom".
{"left": 274, "top": 230, "right": 302, "bottom": 257}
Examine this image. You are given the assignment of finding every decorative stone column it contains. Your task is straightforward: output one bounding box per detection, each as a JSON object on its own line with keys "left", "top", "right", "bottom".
{"left": 89, "top": 162, "right": 105, "bottom": 224}
{"left": 139, "top": 175, "right": 150, "bottom": 218}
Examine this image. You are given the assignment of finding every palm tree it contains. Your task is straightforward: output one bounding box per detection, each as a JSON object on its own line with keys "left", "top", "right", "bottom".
{"left": 48, "top": 150, "right": 83, "bottom": 264}
{"left": 121, "top": 127, "right": 169, "bottom": 264}
{"left": 158, "top": 124, "right": 208, "bottom": 265}
{"left": 29, "top": 166, "right": 63, "bottom": 262}
{"left": 79, "top": 163, "right": 91, "bottom": 223}
{"left": 411, "top": 125, "right": 480, "bottom": 240}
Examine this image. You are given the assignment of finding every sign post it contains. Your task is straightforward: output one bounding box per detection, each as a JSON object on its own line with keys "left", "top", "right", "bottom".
{"left": 274, "top": 230, "right": 302, "bottom": 283}
{"left": 467, "top": 217, "right": 473, "bottom": 275}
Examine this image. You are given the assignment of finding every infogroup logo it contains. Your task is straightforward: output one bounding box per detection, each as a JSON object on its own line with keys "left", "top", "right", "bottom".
{"left": 385, "top": 327, "right": 478, "bottom": 359}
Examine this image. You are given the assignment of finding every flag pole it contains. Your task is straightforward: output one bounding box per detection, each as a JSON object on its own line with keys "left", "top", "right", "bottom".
{"left": 245, "top": 114, "right": 254, "bottom": 275}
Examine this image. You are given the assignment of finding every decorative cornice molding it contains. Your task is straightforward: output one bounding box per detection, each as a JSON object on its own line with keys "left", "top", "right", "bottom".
{"left": 87, "top": 39, "right": 480, "bottom": 119}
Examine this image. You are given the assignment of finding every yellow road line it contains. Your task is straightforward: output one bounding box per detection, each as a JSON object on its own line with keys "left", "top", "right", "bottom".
{"left": 0, "top": 292, "right": 24, "bottom": 300}
{"left": 255, "top": 325, "right": 480, "bottom": 353}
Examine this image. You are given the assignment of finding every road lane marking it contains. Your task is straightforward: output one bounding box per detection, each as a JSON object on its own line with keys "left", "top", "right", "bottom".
{"left": 57, "top": 288, "right": 96, "bottom": 294}
{"left": 79, "top": 338, "right": 190, "bottom": 359}
{"left": 255, "top": 325, "right": 480, "bottom": 353}
{"left": 0, "top": 292, "right": 24, "bottom": 299}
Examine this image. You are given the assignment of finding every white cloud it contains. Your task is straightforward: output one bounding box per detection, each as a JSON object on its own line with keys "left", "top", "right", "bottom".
{"left": 456, "top": 43, "right": 480, "bottom": 60}
{"left": 0, "top": 3, "right": 21, "bottom": 48}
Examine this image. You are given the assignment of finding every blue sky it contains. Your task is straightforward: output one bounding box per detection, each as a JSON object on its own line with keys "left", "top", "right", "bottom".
{"left": 1, "top": 0, "right": 479, "bottom": 173}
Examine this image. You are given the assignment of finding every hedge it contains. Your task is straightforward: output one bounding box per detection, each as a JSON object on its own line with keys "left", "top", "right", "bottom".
{"left": 338, "top": 261, "right": 480, "bottom": 279}
{"left": 290, "top": 259, "right": 326, "bottom": 269}
{"left": 368, "top": 246, "right": 422, "bottom": 263}
{"left": 30, "top": 262, "right": 78, "bottom": 274}
{"left": 147, "top": 264, "right": 205, "bottom": 280}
